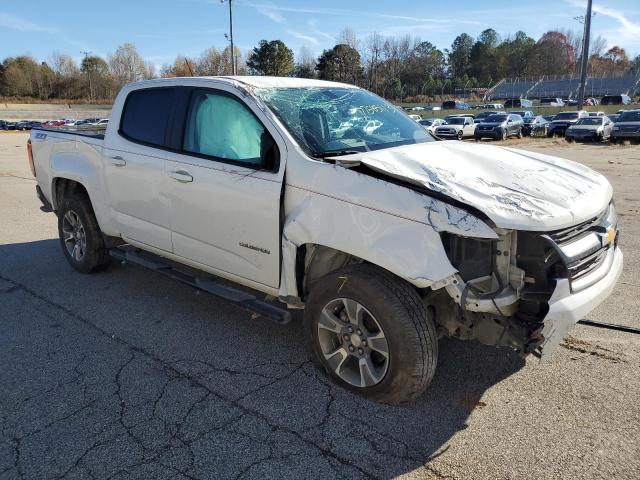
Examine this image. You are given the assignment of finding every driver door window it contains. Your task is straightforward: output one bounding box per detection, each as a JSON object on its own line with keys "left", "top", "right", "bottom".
{"left": 183, "top": 90, "right": 266, "bottom": 167}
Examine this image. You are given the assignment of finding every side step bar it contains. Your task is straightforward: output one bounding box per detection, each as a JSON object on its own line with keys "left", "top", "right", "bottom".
{"left": 110, "top": 247, "right": 291, "bottom": 325}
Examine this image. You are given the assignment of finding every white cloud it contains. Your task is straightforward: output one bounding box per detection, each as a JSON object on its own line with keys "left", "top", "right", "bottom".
{"left": 591, "top": 4, "right": 640, "bottom": 37}
{"left": 256, "top": 6, "right": 284, "bottom": 22}
{"left": 0, "top": 12, "right": 56, "bottom": 33}
{"left": 565, "top": 0, "right": 640, "bottom": 53}
{"left": 286, "top": 30, "right": 319, "bottom": 45}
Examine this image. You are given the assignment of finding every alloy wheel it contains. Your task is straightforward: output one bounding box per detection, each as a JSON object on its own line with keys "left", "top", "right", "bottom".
{"left": 317, "top": 298, "right": 390, "bottom": 388}
{"left": 62, "top": 210, "right": 87, "bottom": 262}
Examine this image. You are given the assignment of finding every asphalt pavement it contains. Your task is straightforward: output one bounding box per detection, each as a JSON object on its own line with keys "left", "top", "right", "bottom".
{"left": 1, "top": 132, "right": 639, "bottom": 479}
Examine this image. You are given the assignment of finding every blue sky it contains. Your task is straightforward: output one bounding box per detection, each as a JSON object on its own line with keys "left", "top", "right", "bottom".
{"left": 1, "top": 0, "right": 639, "bottom": 70}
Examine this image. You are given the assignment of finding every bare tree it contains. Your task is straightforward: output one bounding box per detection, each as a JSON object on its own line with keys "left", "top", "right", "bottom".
{"left": 108, "top": 43, "right": 153, "bottom": 85}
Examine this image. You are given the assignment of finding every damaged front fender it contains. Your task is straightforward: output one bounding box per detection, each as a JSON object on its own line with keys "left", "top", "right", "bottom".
{"left": 278, "top": 160, "right": 497, "bottom": 303}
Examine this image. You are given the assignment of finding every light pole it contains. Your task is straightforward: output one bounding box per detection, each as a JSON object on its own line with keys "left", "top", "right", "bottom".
{"left": 221, "top": 0, "right": 236, "bottom": 75}
{"left": 576, "top": 0, "right": 593, "bottom": 109}
{"left": 81, "top": 51, "right": 93, "bottom": 102}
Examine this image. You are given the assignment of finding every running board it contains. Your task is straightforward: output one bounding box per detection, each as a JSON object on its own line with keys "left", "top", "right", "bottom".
{"left": 109, "top": 248, "right": 291, "bottom": 325}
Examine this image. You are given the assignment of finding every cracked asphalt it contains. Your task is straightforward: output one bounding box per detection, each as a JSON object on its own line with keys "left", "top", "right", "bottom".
{"left": 1, "top": 132, "right": 639, "bottom": 479}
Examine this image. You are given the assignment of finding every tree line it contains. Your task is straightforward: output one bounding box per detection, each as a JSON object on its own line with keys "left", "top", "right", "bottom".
{"left": 2, "top": 28, "right": 639, "bottom": 103}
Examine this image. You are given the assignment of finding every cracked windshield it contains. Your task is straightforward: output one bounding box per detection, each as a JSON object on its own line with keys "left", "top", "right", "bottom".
{"left": 255, "top": 87, "right": 434, "bottom": 157}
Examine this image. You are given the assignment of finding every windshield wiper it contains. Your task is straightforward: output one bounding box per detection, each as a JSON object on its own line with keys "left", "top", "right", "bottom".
{"left": 313, "top": 149, "right": 364, "bottom": 159}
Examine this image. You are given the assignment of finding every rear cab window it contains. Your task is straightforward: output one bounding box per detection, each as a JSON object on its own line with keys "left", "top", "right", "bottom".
{"left": 120, "top": 87, "right": 175, "bottom": 147}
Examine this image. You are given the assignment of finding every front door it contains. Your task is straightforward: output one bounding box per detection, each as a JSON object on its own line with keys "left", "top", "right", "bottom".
{"left": 164, "top": 87, "right": 284, "bottom": 288}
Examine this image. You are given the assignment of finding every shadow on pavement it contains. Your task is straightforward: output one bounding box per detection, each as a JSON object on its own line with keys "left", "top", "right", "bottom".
{"left": 0, "top": 239, "right": 525, "bottom": 479}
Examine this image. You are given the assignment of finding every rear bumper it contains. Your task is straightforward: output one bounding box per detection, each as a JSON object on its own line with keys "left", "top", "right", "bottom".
{"left": 537, "top": 246, "right": 623, "bottom": 357}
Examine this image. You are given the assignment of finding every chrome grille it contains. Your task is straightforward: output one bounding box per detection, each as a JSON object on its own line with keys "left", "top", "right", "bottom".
{"left": 544, "top": 205, "right": 615, "bottom": 291}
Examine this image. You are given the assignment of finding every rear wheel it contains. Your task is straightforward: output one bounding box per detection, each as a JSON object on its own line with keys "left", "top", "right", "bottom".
{"left": 58, "top": 194, "right": 110, "bottom": 273}
{"left": 304, "top": 264, "right": 438, "bottom": 404}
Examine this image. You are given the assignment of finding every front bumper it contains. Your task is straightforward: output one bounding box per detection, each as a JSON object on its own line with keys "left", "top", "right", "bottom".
{"left": 537, "top": 246, "right": 623, "bottom": 357}
{"left": 611, "top": 130, "right": 640, "bottom": 140}
{"left": 475, "top": 129, "right": 501, "bottom": 139}
{"left": 566, "top": 131, "right": 600, "bottom": 141}
{"left": 435, "top": 131, "right": 461, "bottom": 139}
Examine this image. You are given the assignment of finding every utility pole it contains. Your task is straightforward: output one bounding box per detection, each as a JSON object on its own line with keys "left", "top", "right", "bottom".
{"left": 81, "top": 51, "right": 93, "bottom": 102}
{"left": 576, "top": 0, "right": 593, "bottom": 110}
{"left": 221, "top": 0, "right": 236, "bottom": 75}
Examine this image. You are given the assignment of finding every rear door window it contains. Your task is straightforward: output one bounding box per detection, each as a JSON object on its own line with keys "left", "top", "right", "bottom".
{"left": 120, "top": 88, "right": 175, "bottom": 147}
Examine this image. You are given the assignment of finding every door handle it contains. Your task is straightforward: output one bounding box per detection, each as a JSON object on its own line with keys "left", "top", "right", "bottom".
{"left": 110, "top": 155, "right": 127, "bottom": 167}
{"left": 169, "top": 170, "right": 193, "bottom": 183}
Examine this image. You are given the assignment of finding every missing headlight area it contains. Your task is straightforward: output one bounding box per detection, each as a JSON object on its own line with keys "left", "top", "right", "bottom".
{"left": 429, "top": 229, "right": 552, "bottom": 354}
{"left": 441, "top": 232, "right": 494, "bottom": 282}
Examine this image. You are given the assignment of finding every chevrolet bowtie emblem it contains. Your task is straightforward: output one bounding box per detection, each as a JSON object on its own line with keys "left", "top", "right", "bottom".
{"left": 604, "top": 226, "right": 616, "bottom": 246}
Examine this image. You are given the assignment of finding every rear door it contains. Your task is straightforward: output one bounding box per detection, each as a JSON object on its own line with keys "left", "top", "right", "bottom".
{"left": 164, "top": 86, "right": 285, "bottom": 288}
{"left": 103, "top": 87, "right": 175, "bottom": 252}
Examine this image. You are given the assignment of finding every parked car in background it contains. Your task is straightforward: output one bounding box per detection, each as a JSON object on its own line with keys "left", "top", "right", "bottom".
{"left": 608, "top": 114, "right": 620, "bottom": 124}
{"left": 475, "top": 103, "right": 504, "bottom": 110}
{"left": 539, "top": 97, "right": 565, "bottom": 107}
{"left": 503, "top": 98, "right": 533, "bottom": 108}
{"left": 474, "top": 111, "right": 494, "bottom": 123}
{"left": 3, "top": 121, "right": 17, "bottom": 130}
{"left": 408, "top": 114, "right": 422, "bottom": 121}
{"left": 474, "top": 113, "right": 524, "bottom": 140}
{"left": 434, "top": 116, "right": 475, "bottom": 139}
{"left": 565, "top": 116, "right": 614, "bottom": 142}
{"left": 90, "top": 119, "right": 109, "bottom": 126}
{"left": 587, "top": 111, "right": 606, "bottom": 117}
{"left": 565, "top": 99, "right": 578, "bottom": 106}
{"left": 584, "top": 97, "right": 599, "bottom": 106}
{"left": 601, "top": 94, "right": 632, "bottom": 106}
{"left": 611, "top": 109, "right": 640, "bottom": 143}
{"left": 547, "top": 110, "right": 588, "bottom": 137}
{"left": 509, "top": 110, "right": 534, "bottom": 119}
{"left": 16, "top": 121, "right": 33, "bottom": 131}
{"left": 522, "top": 115, "right": 549, "bottom": 137}
{"left": 542, "top": 114, "right": 556, "bottom": 122}
{"left": 441, "top": 100, "right": 471, "bottom": 110}
{"left": 418, "top": 117, "right": 446, "bottom": 134}
{"left": 444, "top": 113, "right": 474, "bottom": 122}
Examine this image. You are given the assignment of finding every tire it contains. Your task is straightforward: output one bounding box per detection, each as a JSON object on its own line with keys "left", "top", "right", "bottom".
{"left": 517, "top": 128, "right": 523, "bottom": 139}
{"left": 501, "top": 129, "right": 507, "bottom": 141}
{"left": 303, "top": 264, "right": 438, "bottom": 404}
{"left": 57, "top": 193, "right": 110, "bottom": 274}
{"left": 456, "top": 130, "right": 463, "bottom": 140}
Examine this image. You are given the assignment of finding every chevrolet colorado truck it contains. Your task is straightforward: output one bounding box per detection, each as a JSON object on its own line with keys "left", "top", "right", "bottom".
{"left": 28, "top": 77, "right": 623, "bottom": 404}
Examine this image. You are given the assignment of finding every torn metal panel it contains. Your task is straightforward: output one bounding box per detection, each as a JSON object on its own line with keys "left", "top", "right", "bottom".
{"left": 332, "top": 141, "right": 612, "bottom": 231}
{"left": 278, "top": 159, "right": 498, "bottom": 300}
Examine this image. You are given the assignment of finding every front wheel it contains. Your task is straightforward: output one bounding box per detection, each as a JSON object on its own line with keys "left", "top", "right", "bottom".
{"left": 304, "top": 264, "right": 438, "bottom": 405}
{"left": 58, "top": 194, "right": 111, "bottom": 273}
{"left": 517, "top": 128, "right": 523, "bottom": 139}
{"left": 501, "top": 129, "right": 508, "bottom": 141}
{"left": 457, "top": 130, "right": 463, "bottom": 140}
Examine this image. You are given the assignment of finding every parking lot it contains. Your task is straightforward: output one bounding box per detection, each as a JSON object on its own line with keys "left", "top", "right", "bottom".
{"left": 1, "top": 131, "right": 639, "bottom": 479}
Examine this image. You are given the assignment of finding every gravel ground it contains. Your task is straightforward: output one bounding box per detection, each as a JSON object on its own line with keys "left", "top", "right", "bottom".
{"left": 1, "top": 132, "right": 639, "bottom": 479}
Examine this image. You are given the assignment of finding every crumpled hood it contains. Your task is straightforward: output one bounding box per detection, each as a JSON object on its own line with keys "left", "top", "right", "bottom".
{"left": 339, "top": 141, "right": 612, "bottom": 231}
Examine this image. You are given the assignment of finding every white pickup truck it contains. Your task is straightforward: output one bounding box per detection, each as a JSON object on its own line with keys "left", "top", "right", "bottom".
{"left": 28, "top": 77, "right": 623, "bottom": 404}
